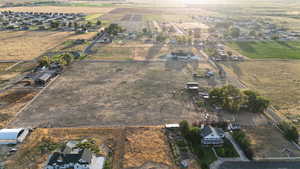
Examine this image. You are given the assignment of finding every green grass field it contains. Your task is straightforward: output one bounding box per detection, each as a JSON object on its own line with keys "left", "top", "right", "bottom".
{"left": 227, "top": 41, "right": 300, "bottom": 59}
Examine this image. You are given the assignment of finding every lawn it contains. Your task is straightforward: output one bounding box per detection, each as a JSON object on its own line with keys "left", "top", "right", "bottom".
{"left": 226, "top": 41, "right": 300, "bottom": 59}
{"left": 215, "top": 139, "right": 239, "bottom": 158}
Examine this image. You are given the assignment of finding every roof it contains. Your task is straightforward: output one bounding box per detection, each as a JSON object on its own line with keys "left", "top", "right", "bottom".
{"left": 0, "top": 128, "right": 24, "bottom": 140}
{"left": 48, "top": 149, "right": 93, "bottom": 165}
{"left": 218, "top": 161, "right": 300, "bottom": 169}
{"left": 165, "top": 124, "right": 180, "bottom": 128}
{"left": 201, "top": 126, "right": 224, "bottom": 138}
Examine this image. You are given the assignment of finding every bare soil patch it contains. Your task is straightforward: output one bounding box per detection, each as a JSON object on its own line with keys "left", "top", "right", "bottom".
{"left": 10, "top": 61, "right": 209, "bottom": 128}
{"left": 0, "top": 88, "right": 38, "bottom": 128}
{"left": 246, "top": 126, "right": 300, "bottom": 158}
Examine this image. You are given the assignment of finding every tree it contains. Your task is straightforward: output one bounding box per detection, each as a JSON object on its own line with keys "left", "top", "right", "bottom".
{"left": 279, "top": 121, "right": 299, "bottom": 142}
{"left": 179, "top": 120, "right": 190, "bottom": 138}
{"left": 50, "top": 21, "right": 59, "bottom": 29}
{"left": 38, "top": 56, "right": 51, "bottom": 67}
{"left": 142, "top": 28, "right": 148, "bottom": 34}
{"left": 61, "top": 53, "right": 74, "bottom": 65}
{"left": 96, "top": 20, "right": 102, "bottom": 26}
{"left": 243, "top": 90, "right": 269, "bottom": 113}
{"left": 229, "top": 27, "right": 240, "bottom": 38}
{"left": 105, "top": 24, "right": 125, "bottom": 36}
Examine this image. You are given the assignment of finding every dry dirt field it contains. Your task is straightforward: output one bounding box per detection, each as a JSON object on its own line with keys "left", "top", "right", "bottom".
{"left": 88, "top": 44, "right": 173, "bottom": 61}
{"left": 0, "top": 63, "right": 14, "bottom": 72}
{"left": 124, "top": 127, "right": 177, "bottom": 169}
{"left": 10, "top": 61, "right": 213, "bottom": 128}
{"left": 245, "top": 126, "right": 300, "bottom": 158}
{"left": 221, "top": 61, "right": 300, "bottom": 126}
{"left": 0, "top": 88, "right": 38, "bottom": 128}
{"left": 0, "top": 6, "right": 115, "bottom": 14}
{"left": 0, "top": 31, "right": 95, "bottom": 60}
{"left": 5, "top": 127, "right": 176, "bottom": 169}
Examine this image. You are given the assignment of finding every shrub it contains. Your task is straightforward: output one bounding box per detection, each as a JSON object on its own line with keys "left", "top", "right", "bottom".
{"left": 279, "top": 121, "right": 299, "bottom": 142}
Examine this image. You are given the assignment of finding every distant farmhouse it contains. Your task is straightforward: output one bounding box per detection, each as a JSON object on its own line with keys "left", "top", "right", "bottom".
{"left": 45, "top": 140, "right": 105, "bottom": 169}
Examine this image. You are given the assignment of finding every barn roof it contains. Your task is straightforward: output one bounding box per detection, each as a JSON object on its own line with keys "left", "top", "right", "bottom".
{"left": 0, "top": 128, "right": 24, "bottom": 140}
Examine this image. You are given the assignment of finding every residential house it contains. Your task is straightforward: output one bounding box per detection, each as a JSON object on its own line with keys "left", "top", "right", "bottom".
{"left": 200, "top": 125, "right": 225, "bottom": 145}
{"left": 45, "top": 141, "right": 105, "bottom": 169}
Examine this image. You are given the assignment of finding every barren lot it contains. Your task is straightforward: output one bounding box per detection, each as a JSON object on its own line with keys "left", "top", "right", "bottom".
{"left": 5, "top": 127, "right": 175, "bottom": 169}
{"left": 0, "top": 88, "right": 38, "bottom": 128}
{"left": 0, "top": 31, "right": 94, "bottom": 60}
{"left": 246, "top": 127, "right": 300, "bottom": 158}
{"left": 88, "top": 44, "right": 172, "bottom": 61}
{"left": 0, "top": 6, "right": 115, "bottom": 14}
{"left": 10, "top": 61, "right": 209, "bottom": 127}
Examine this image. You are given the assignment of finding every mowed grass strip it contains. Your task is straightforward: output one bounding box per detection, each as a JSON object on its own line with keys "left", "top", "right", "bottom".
{"left": 226, "top": 41, "right": 300, "bottom": 59}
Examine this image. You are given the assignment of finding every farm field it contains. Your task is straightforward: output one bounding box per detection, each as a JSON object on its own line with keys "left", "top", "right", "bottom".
{"left": 5, "top": 127, "right": 176, "bottom": 169}
{"left": 88, "top": 44, "right": 173, "bottom": 61}
{"left": 221, "top": 61, "right": 300, "bottom": 127}
{"left": 245, "top": 127, "right": 300, "bottom": 158}
{"left": 0, "top": 31, "right": 96, "bottom": 61}
{"left": 0, "top": 6, "right": 115, "bottom": 14}
{"left": 226, "top": 41, "right": 300, "bottom": 59}
{"left": 9, "top": 61, "right": 214, "bottom": 128}
{"left": 0, "top": 63, "right": 14, "bottom": 72}
{"left": 123, "top": 127, "right": 177, "bottom": 169}
{"left": 0, "top": 88, "right": 38, "bottom": 128}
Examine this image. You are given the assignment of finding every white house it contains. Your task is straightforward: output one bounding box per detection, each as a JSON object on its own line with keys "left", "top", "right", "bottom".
{"left": 200, "top": 126, "right": 225, "bottom": 145}
{"left": 0, "top": 128, "right": 30, "bottom": 144}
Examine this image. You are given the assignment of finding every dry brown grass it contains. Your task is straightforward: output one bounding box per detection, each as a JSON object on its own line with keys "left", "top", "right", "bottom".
{"left": 222, "top": 61, "right": 300, "bottom": 125}
{"left": 0, "top": 88, "right": 38, "bottom": 128}
{"left": 0, "top": 63, "right": 14, "bottom": 72}
{"left": 0, "top": 31, "right": 96, "bottom": 60}
{"left": 246, "top": 126, "right": 300, "bottom": 158}
{"left": 5, "top": 127, "right": 176, "bottom": 169}
{"left": 0, "top": 6, "right": 115, "bottom": 14}
{"left": 123, "top": 127, "right": 176, "bottom": 169}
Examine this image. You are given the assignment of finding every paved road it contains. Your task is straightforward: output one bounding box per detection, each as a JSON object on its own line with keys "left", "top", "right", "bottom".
{"left": 225, "top": 132, "right": 249, "bottom": 161}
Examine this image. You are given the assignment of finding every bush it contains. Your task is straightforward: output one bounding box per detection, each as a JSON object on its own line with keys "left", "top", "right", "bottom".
{"left": 279, "top": 121, "right": 299, "bottom": 142}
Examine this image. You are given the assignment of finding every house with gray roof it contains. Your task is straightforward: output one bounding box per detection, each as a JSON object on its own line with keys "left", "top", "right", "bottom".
{"left": 200, "top": 125, "right": 225, "bottom": 145}
{"left": 45, "top": 140, "right": 105, "bottom": 169}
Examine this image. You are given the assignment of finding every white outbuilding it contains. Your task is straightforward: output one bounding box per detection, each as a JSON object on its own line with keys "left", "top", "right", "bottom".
{"left": 0, "top": 128, "right": 30, "bottom": 144}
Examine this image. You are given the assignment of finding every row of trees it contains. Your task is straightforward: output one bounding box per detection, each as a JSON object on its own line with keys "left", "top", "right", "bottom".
{"left": 105, "top": 24, "right": 125, "bottom": 36}
{"left": 39, "top": 53, "right": 76, "bottom": 67}
{"left": 208, "top": 85, "right": 270, "bottom": 113}
{"left": 279, "top": 121, "right": 299, "bottom": 143}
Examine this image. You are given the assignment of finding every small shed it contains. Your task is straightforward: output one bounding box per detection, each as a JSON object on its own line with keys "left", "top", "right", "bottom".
{"left": 0, "top": 128, "right": 29, "bottom": 144}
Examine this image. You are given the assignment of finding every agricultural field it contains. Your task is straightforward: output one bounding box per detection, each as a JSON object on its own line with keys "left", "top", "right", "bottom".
{"left": 226, "top": 41, "right": 300, "bottom": 59}
{"left": 245, "top": 127, "right": 300, "bottom": 158}
{"left": 10, "top": 61, "right": 216, "bottom": 128}
{"left": 0, "top": 31, "right": 97, "bottom": 61}
{"left": 0, "top": 63, "right": 14, "bottom": 72}
{"left": 88, "top": 44, "right": 173, "bottom": 61}
{"left": 221, "top": 61, "right": 300, "bottom": 127}
{"left": 0, "top": 6, "right": 115, "bottom": 14}
{"left": 5, "top": 127, "right": 176, "bottom": 169}
{"left": 0, "top": 88, "right": 38, "bottom": 128}
{"left": 123, "top": 127, "right": 177, "bottom": 169}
